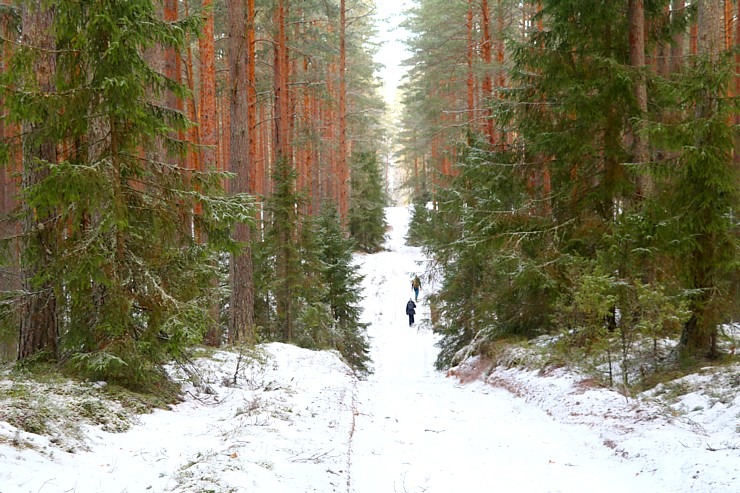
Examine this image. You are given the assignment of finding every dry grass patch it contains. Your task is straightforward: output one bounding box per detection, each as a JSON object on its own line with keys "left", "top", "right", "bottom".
{"left": 446, "top": 356, "right": 494, "bottom": 384}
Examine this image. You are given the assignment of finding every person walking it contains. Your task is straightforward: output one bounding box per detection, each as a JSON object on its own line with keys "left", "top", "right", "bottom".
{"left": 411, "top": 275, "right": 421, "bottom": 302}
{"left": 405, "top": 298, "right": 417, "bottom": 326}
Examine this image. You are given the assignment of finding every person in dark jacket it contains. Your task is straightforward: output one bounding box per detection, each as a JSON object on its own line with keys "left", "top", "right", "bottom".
{"left": 405, "top": 298, "right": 416, "bottom": 326}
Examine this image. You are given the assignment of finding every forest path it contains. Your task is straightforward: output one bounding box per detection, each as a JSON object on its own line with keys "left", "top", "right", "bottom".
{"left": 348, "top": 207, "right": 655, "bottom": 493}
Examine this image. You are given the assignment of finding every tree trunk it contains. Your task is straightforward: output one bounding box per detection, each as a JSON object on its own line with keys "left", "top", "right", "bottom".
{"left": 259, "top": 102, "right": 270, "bottom": 196}
{"left": 536, "top": 1, "right": 551, "bottom": 217}
{"left": 274, "top": 0, "right": 290, "bottom": 162}
{"left": 199, "top": 0, "right": 217, "bottom": 173}
{"left": 734, "top": 0, "right": 739, "bottom": 169}
{"left": 495, "top": 0, "right": 506, "bottom": 146}
{"left": 338, "top": 0, "right": 349, "bottom": 221}
{"left": 480, "top": 0, "right": 495, "bottom": 145}
{"left": 466, "top": 1, "right": 475, "bottom": 124}
{"left": 18, "top": 1, "right": 58, "bottom": 360}
{"left": 227, "top": 0, "right": 255, "bottom": 345}
{"left": 310, "top": 92, "right": 321, "bottom": 215}
{"left": 220, "top": 82, "right": 230, "bottom": 173}
{"left": 299, "top": 56, "right": 312, "bottom": 216}
{"left": 629, "top": 0, "right": 651, "bottom": 198}
{"left": 247, "top": 0, "right": 258, "bottom": 199}
{"left": 670, "top": 0, "right": 685, "bottom": 73}
{"left": 0, "top": 1, "right": 20, "bottom": 362}
{"left": 697, "top": 0, "right": 723, "bottom": 57}
{"left": 163, "top": 0, "right": 181, "bottom": 113}
{"left": 198, "top": 0, "right": 222, "bottom": 346}
{"left": 724, "top": 0, "right": 733, "bottom": 50}
{"left": 325, "top": 69, "right": 336, "bottom": 205}
{"left": 657, "top": 4, "right": 671, "bottom": 77}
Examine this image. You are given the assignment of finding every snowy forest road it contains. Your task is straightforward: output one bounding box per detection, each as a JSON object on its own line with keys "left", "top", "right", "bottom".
{"left": 348, "top": 207, "right": 659, "bottom": 493}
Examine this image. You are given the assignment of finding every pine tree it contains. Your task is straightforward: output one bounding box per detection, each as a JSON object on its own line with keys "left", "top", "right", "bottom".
{"left": 227, "top": 0, "right": 256, "bottom": 345}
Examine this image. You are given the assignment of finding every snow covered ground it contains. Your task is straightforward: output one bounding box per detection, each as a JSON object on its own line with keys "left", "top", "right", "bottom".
{"left": 1, "top": 206, "right": 738, "bottom": 492}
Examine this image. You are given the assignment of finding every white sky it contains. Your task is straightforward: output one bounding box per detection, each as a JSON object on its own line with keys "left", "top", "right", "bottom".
{"left": 2, "top": 206, "right": 738, "bottom": 492}
{"left": 372, "top": 0, "right": 413, "bottom": 106}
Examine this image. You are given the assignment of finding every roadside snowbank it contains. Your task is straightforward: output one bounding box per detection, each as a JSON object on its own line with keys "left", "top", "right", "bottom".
{"left": 1, "top": 344, "right": 356, "bottom": 492}
{"left": 450, "top": 354, "right": 740, "bottom": 492}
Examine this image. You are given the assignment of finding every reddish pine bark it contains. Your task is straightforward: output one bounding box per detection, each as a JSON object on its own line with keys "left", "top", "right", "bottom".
{"left": 310, "top": 92, "right": 321, "bottom": 215}
{"left": 495, "top": 0, "right": 506, "bottom": 147}
{"left": 199, "top": 0, "right": 217, "bottom": 173}
{"left": 227, "top": 0, "right": 255, "bottom": 344}
{"left": 325, "top": 70, "right": 336, "bottom": 205}
{"left": 220, "top": 86, "right": 230, "bottom": 174}
{"left": 466, "top": 1, "right": 475, "bottom": 124}
{"left": 195, "top": 0, "right": 221, "bottom": 347}
{"left": 259, "top": 102, "right": 270, "bottom": 196}
{"left": 480, "top": 0, "right": 495, "bottom": 145}
{"left": 732, "top": 0, "right": 739, "bottom": 168}
{"left": 724, "top": 0, "right": 733, "bottom": 50}
{"left": 183, "top": 1, "right": 200, "bottom": 176}
{"left": 338, "top": 0, "right": 349, "bottom": 221}
{"left": 273, "top": 0, "right": 291, "bottom": 163}
{"left": 247, "top": 0, "right": 258, "bottom": 197}
{"left": 296, "top": 54, "right": 309, "bottom": 214}
{"left": 163, "top": 0, "right": 181, "bottom": 108}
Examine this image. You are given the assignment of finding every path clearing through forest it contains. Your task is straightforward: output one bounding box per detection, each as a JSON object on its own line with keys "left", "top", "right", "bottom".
{"left": 348, "top": 207, "right": 663, "bottom": 493}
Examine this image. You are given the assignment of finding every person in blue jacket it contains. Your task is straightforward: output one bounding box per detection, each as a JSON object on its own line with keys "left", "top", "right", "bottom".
{"left": 405, "top": 298, "right": 416, "bottom": 326}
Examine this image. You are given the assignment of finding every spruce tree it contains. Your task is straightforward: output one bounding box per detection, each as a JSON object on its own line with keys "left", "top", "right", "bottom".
{"left": 291, "top": 211, "right": 334, "bottom": 351}
{"left": 14, "top": 0, "right": 59, "bottom": 361}
{"left": 1, "top": 0, "right": 251, "bottom": 388}
{"left": 421, "top": 135, "right": 555, "bottom": 369}
{"left": 406, "top": 195, "right": 434, "bottom": 247}
{"left": 348, "top": 151, "right": 388, "bottom": 253}
{"left": 315, "top": 205, "right": 371, "bottom": 375}
{"left": 264, "top": 157, "right": 302, "bottom": 342}
{"left": 648, "top": 53, "right": 739, "bottom": 359}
